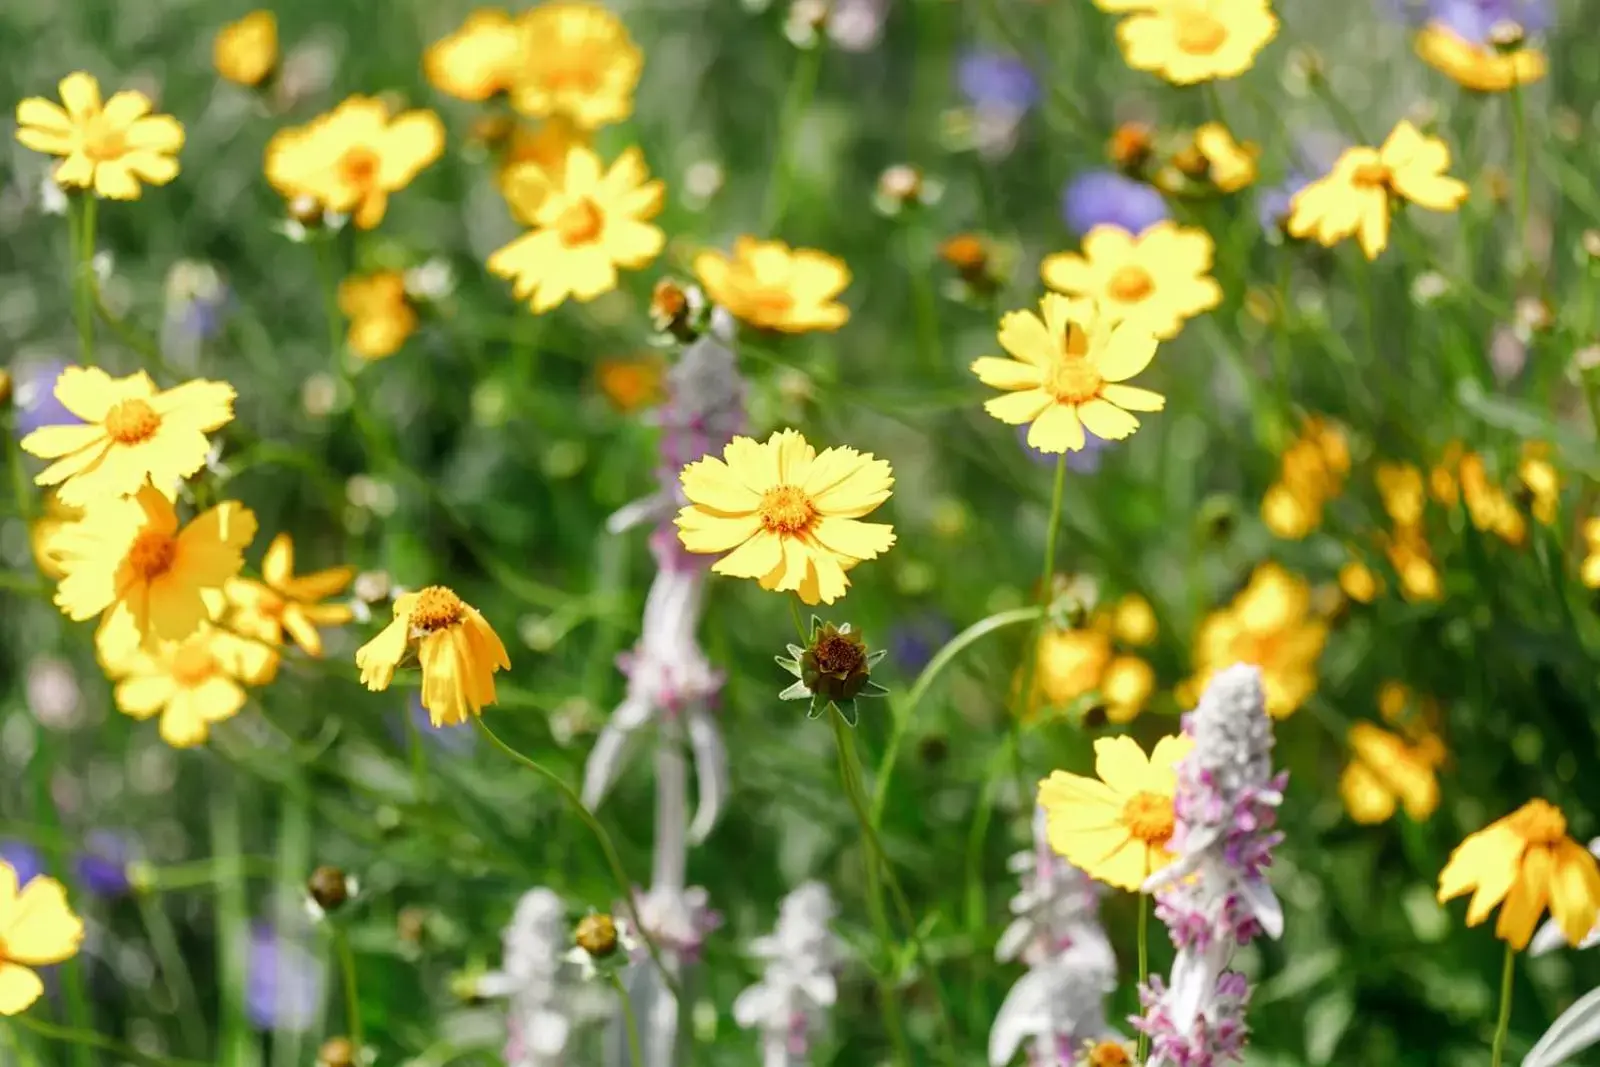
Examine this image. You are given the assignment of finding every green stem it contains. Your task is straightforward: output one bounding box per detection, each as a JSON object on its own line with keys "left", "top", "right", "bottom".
{"left": 1011, "top": 453, "right": 1068, "bottom": 727}
{"left": 28, "top": 748, "right": 92, "bottom": 1067}
{"left": 73, "top": 194, "right": 97, "bottom": 363}
{"left": 904, "top": 223, "right": 944, "bottom": 374}
{"left": 1137, "top": 894, "right": 1151, "bottom": 1063}
{"left": 474, "top": 718, "right": 682, "bottom": 1001}
{"left": 1508, "top": 80, "right": 1531, "bottom": 275}
{"left": 1490, "top": 943, "right": 1515, "bottom": 1067}
{"left": 209, "top": 771, "right": 258, "bottom": 1067}
{"left": 332, "top": 924, "right": 366, "bottom": 1052}
{"left": 134, "top": 890, "right": 208, "bottom": 1057}
{"left": 761, "top": 44, "right": 822, "bottom": 232}
{"left": 4, "top": 1016, "right": 207, "bottom": 1067}
{"left": 609, "top": 972, "right": 645, "bottom": 1067}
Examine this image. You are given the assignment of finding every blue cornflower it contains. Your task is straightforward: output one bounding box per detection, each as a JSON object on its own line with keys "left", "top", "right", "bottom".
{"left": 957, "top": 51, "right": 1039, "bottom": 113}
{"left": 1060, "top": 171, "right": 1169, "bottom": 237}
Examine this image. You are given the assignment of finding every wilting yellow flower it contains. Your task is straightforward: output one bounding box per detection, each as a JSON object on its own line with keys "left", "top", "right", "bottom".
{"left": 51, "top": 483, "right": 256, "bottom": 646}
{"left": 1340, "top": 722, "right": 1444, "bottom": 824}
{"left": 1261, "top": 416, "right": 1349, "bottom": 540}
{"left": 488, "top": 145, "right": 664, "bottom": 313}
{"left": 356, "top": 585, "right": 511, "bottom": 726}
{"left": 1439, "top": 798, "right": 1600, "bottom": 949}
{"left": 1042, "top": 222, "right": 1221, "bottom": 340}
{"left": 1038, "top": 734, "right": 1194, "bottom": 892}
{"left": 1518, "top": 442, "right": 1559, "bottom": 526}
{"left": 265, "top": 96, "right": 445, "bottom": 229}
{"left": 596, "top": 355, "right": 665, "bottom": 412}
{"left": 227, "top": 533, "right": 353, "bottom": 658}
{"left": 0, "top": 861, "right": 85, "bottom": 1016}
{"left": 1415, "top": 22, "right": 1545, "bottom": 93}
{"left": 1193, "top": 122, "right": 1259, "bottom": 192}
{"left": 424, "top": 9, "right": 525, "bottom": 101}
{"left": 512, "top": 2, "right": 642, "bottom": 129}
{"left": 972, "top": 293, "right": 1164, "bottom": 454}
{"left": 1459, "top": 452, "right": 1526, "bottom": 546}
{"left": 1190, "top": 562, "right": 1326, "bottom": 719}
{"left": 103, "top": 625, "right": 255, "bottom": 748}
{"left": 214, "top": 11, "right": 279, "bottom": 87}
{"left": 19, "top": 367, "right": 235, "bottom": 507}
{"left": 1338, "top": 558, "right": 1382, "bottom": 604}
{"left": 693, "top": 238, "right": 851, "bottom": 334}
{"left": 675, "top": 429, "right": 895, "bottom": 606}
{"left": 14, "top": 72, "right": 185, "bottom": 200}
{"left": 1114, "top": 0, "right": 1278, "bottom": 85}
{"left": 1287, "top": 120, "right": 1468, "bottom": 260}
{"left": 337, "top": 271, "right": 417, "bottom": 360}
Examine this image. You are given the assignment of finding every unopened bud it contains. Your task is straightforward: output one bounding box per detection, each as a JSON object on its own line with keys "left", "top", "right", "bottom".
{"left": 307, "top": 865, "right": 352, "bottom": 912}
{"left": 317, "top": 1037, "right": 357, "bottom": 1067}
{"left": 1107, "top": 122, "right": 1154, "bottom": 171}
{"left": 1487, "top": 19, "right": 1526, "bottom": 53}
{"left": 575, "top": 913, "right": 619, "bottom": 958}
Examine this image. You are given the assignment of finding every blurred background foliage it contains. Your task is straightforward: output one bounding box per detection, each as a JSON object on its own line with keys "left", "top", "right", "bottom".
{"left": 3, "top": 0, "right": 1600, "bottom": 1064}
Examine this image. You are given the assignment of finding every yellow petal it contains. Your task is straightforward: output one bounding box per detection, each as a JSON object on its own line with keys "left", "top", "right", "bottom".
{"left": 1496, "top": 845, "right": 1552, "bottom": 949}
{"left": 0, "top": 876, "right": 83, "bottom": 964}
{"left": 1099, "top": 384, "right": 1165, "bottom": 412}
{"left": 1549, "top": 839, "right": 1600, "bottom": 948}
{"left": 996, "top": 308, "right": 1057, "bottom": 368}
{"left": 356, "top": 615, "right": 411, "bottom": 691}
{"left": 711, "top": 529, "right": 784, "bottom": 580}
{"left": 1027, "top": 403, "right": 1085, "bottom": 453}
{"left": 1077, "top": 398, "right": 1141, "bottom": 441}
{"left": 970, "top": 357, "right": 1043, "bottom": 391}
{"left": 982, "top": 389, "right": 1053, "bottom": 426}
{"left": 0, "top": 963, "right": 45, "bottom": 1016}
{"left": 810, "top": 517, "right": 896, "bottom": 561}
{"left": 1093, "top": 321, "right": 1159, "bottom": 383}
{"left": 1092, "top": 735, "right": 1153, "bottom": 796}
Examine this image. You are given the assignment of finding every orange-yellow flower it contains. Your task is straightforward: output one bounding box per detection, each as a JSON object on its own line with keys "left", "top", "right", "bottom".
{"left": 1193, "top": 122, "right": 1259, "bottom": 192}
{"left": 1340, "top": 722, "right": 1444, "bottom": 824}
{"left": 356, "top": 585, "right": 511, "bottom": 726}
{"left": 214, "top": 11, "right": 279, "bottom": 87}
{"left": 1189, "top": 562, "right": 1326, "bottom": 719}
{"left": 338, "top": 271, "right": 418, "bottom": 359}
{"left": 424, "top": 9, "right": 525, "bottom": 101}
{"left": 693, "top": 238, "right": 852, "bottom": 334}
{"left": 227, "top": 532, "right": 354, "bottom": 658}
{"left": 14, "top": 72, "right": 184, "bottom": 200}
{"left": 1041, "top": 222, "right": 1222, "bottom": 340}
{"left": 1261, "top": 416, "right": 1349, "bottom": 540}
{"left": 512, "top": 2, "right": 642, "bottom": 129}
{"left": 1113, "top": 0, "right": 1278, "bottom": 85}
{"left": 0, "top": 861, "right": 85, "bottom": 1015}
{"left": 1415, "top": 22, "right": 1545, "bottom": 93}
{"left": 102, "top": 624, "right": 255, "bottom": 748}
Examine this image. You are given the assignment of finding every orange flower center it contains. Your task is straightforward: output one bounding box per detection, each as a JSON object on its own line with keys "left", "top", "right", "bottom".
{"left": 104, "top": 398, "right": 162, "bottom": 444}
{"left": 169, "top": 642, "right": 219, "bottom": 687}
{"left": 409, "top": 585, "right": 465, "bottom": 633}
{"left": 554, "top": 198, "right": 605, "bottom": 245}
{"left": 339, "top": 147, "right": 380, "bottom": 190}
{"left": 1121, "top": 790, "right": 1176, "bottom": 845}
{"left": 1044, "top": 353, "right": 1105, "bottom": 404}
{"left": 1351, "top": 161, "right": 1392, "bottom": 189}
{"left": 1085, "top": 1041, "right": 1134, "bottom": 1067}
{"left": 127, "top": 530, "right": 178, "bottom": 581}
{"left": 757, "top": 485, "right": 817, "bottom": 535}
{"left": 1106, "top": 264, "right": 1155, "bottom": 303}
{"left": 539, "top": 56, "right": 602, "bottom": 92}
{"left": 82, "top": 118, "right": 129, "bottom": 163}
{"left": 1174, "top": 9, "right": 1229, "bottom": 54}
{"left": 1515, "top": 799, "right": 1568, "bottom": 844}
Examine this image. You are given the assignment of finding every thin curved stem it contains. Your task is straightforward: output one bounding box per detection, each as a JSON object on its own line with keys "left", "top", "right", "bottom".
{"left": 1508, "top": 80, "right": 1531, "bottom": 273}
{"left": 72, "top": 194, "right": 96, "bottom": 363}
{"left": 1137, "top": 894, "right": 1151, "bottom": 1063}
{"left": 475, "top": 718, "right": 682, "bottom": 1001}
{"left": 609, "top": 971, "right": 646, "bottom": 1067}
{"left": 4, "top": 1016, "right": 207, "bottom": 1067}
{"left": 1490, "top": 943, "right": 1516, "bottom": 1067}
{"left": 332, "top": 924, "right": 365, "bottom": 1053}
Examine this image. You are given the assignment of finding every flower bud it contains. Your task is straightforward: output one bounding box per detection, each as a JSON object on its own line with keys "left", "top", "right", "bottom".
{"left": 1487, "top": 19, "right": 1526, "bottom": 53}
{"left": 317, "top": 1037, "right": 357, "bottom": 1067}
{"left": 776, "top": 618, "right": 889, "bottom": 726}
{"left": 307, "top": 865, "right": 353, "bottom": 913}
{"left": 575, "top": 913, "right": 619, "bottom": 958}
{"left": 1107, "top": 121, "right": 1154, "bottom": 172}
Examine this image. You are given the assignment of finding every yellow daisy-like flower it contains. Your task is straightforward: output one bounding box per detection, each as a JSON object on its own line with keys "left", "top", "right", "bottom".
{"left": 356, "top": 585, "right": 512, "bottom": 727}
{"left": 103, "top": 625, "right": 254, "bottom": 748}
{"left": 1189, "top": 562, "right": 1327, "bottom": 719}
{"left": 498, "top": 118, "right": 590, "bottom": 212}
{"left": 226, "top": 532, "right": 354, "bottom": 658}
{"left": 14, "top": 72, "right": 185, "bottom": 200}
{"left": 214, "top": 11, "right": 279, "bottom": 88}
{"left": 674, "top": 429, "right": 896, "bottom": 606}
{"left": 265, "top": 96, "right": 445, "bottom": 229}
{"left": 1287, "top": 120, "right": 1469, "bottom": 260}
{"left": 1114, "top": 0, "right": 1279, "bottom": 85}
{"left": 0, "top": 861, "right": 85, "bottom": 1016}
{"left": 693, "top": 238, "right": 852, "bottom": 334}
{"left": 1031, "top": 626, "right": 1113, "bottom": 713}
{"left": 51, "top": 483, "right": 257, "bottom": 646}
{"left": 1415, "top": 22, "right": 1545, "bottom": 93}
{"left": 1193, "top": 121, "right": 1260, "bottom": 192}
{"left": 971, "top": 293, "right": 1165, "bottom": 454}
{"left": 424, "top": 9, "right": 525, "bottom": 102}
{"left": 1037, "top": 734, "right": 1195, "bottom": 892}
{"left": 338, "top": 271, "right": 418, "bottom": 360}
{"left": 1041, "top": 222, "right": 1221, "bottom": 340}
{"left": 512, "top": 2, "right": 642, "bottom": 129}
{"left": 19, "top": 367, "right": 235, "bottom": 508}
{"left": 1112, "top": 593, "right": 1158, "bottom": 646}
{"left": 487, "top": 145, "right": 665, "bottom": 313}
{"left": 1438, "top": 798, "right": 1600, "bottom": 949}
{"left": 1340, "top": 722, "right": 1444, "bottom": 825}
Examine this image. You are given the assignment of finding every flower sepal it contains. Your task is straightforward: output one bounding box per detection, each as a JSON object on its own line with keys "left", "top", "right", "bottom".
{"left": 776, "top": 617, "right": 889, "bottom": 727}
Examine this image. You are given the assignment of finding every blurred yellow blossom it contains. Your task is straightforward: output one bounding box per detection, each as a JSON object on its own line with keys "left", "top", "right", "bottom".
{"left": 1102, "top": 655, "right": 1156, "bottom": 724}
{"left": 1113, "top": 0, "right": 1279, "bottom": 85}
{"left": 1377, "top": 462, "right": 1427, "bottom": 527}
{"left": 513, "top": 2, "right": 642, "bottom": 129}
{"left": 1031, "top": 626, "right": 1113, "bottom": 713}
{"left": 29, "top": 491, "right": 83, "bottom": 582}
{"left": 596, "top": 355, "right": 665, "bottom": 413}
{"left": 1025, "top": 596, "right": 1158, "bottom": 723}
{"left": 1458, "top": 452, "right": 1526, "bottom": 546}
{"left": 1041, "top": 221, "right": 1222, "bottom": 340}
{"left": 1193, "top": 122, "right": 1260, "bottom": 192}
{"left": 1340, "top": 721, "right": 1445, "bottom": 825}
{"left": 265, "top": 96, "right": 445, "bottom": 229}
{"left": 20, "top": 367, "right": 235, "bottom": 508}
{"left": 1384, "top": 526, "right": 1443, "bottom": 602}
{"left": 488, "top": 145, "right": 664, "bottom": 313}
{"left": 338, "top": 271, "right": 417, "bottom": 359}
{"left": 357, "top": 585, "right": 511, "bottom": 726}
{"left": 15, "top": 72, "right": 185, "bottom": 200}
{"left": 1517, "top": 442, "right": 1559, "bottom": 525}
{"left": 675, "top": 430, "right": 895, "bottom": 606}
{"left": 694, "top": 238, "right": 852, "bottom": 333}
{"left": 1189, "top": 562, "right": 1327, "bottom": 719}
{"left": 1111, "top": 593, "right": 1158, "bottom": 646}
{"left": 227, "top": 533, "right": 354, "bottom": 658}
{"left": 972, "top": 293, "right": 1165, "bottom": 454}
{"left": 1338, "top": 558, "right": 1382, "bottom": 604}
{"left": 102, "top": 624, "right": 255, "bottom": 748}
{"left": 424, "top": 9, "right": 525, "bottom": 101}
{"left": 1288, "top": 120, "right": 1468, "bottom": 259}
{"left": 498, "top": 118, "right": 589, "bottom": 211}
{"left": 1415, "top": 22, "right": 1545, "bottom": 93}
{"left": 214, "top": 11, "right": 279, "bottom": 87}
{"left": 1261, "top": 416, "right": 1349, "bottom": 539}
{"left": 0, "top": 861, "right": 85, "bottom": 1015}
{"left": 1582, "top": 519, "right": 1600, "bottom": 588}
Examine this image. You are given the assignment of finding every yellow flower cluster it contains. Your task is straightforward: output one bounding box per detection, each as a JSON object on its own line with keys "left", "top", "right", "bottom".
{"left": 1261, "top": 417, "right": 1350, "bottom": 540}
{"left": 1373, "top": 461, "right": 1443, "bottom": 602}
{"left": 1340, "top": 682, "right": 1447, "bottom": 825}
{"left": 1024, "top": 594, "right": 1160, "bottom": 724}
{"left": 1184, "top": 562, "right": 1327, "bottom": 720}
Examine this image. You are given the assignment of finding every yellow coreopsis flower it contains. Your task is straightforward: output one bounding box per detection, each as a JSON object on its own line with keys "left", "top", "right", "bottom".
{"left": 51, "top": 483, "right": 257, "bottom": 646}
{"left": 214, "top": 11, "right": 279, "bottom": 87}
{"left": 1287, "top": 120, "right": 1468, "bottom": 259}
{"left": 675, "top": 430, "right": 895, "bottom": 606}
{"left": 1114, "top": 0, "right": 1278, "bottom": 85}
{"left": 424, "top": 9, "right": 525, "bottom": 101}
{"left": 512, "top": 2, "right": 642, "bottom": 129}
{"left": 1112, "top": 593, "right": 1158, "bottom": 646}
{"left": 693, "top": 238, "right": 852, "bottom": 334}
{"left": 1261, "top": 416, "right": 1349, "bottom": 540}
{"left": 1384, "top": 526, "right": 1443, "bottom": 602}
{"left": 1340, "top": 722, "right": 1444, "bottom": 825}
{"left": 487, "top": 145, "right": 665, "bottom": 313}
{"left": 1038, "top": 734, "right": 1194, "bottom": 892}
{"left": 498, "top": 118, "right": 590, "bottom": 211}
{"left": 1041, "top": 222, "right": 1222, "bottom": 340}
{"left": 227, "top": 533, "right": 354, "bottom": 658}
{"left": 356, "top": 585, "right": 511, "bottom": 726}
{"left": 1102, "top": 655, "right": 1156, "bottom": 724}
{"left": 1338, "top": 557, "right": 1382, "bottom": 604}
{"left": 18, "top": 367, "right": 235, "bottom": 507}
{"left": 1439, "top": 798, "right": 1600, "bottom": 949}
{"left": 337, "top": 271, "right": 417, "bottom": 359}
{"left": 0, "top": 861, "right": 85, "bottom": 1016}
{"left": 1031, "top": 626, "right": 1113, "bottom": 714}
{"left": 103, "top": 624, "right": 255, "bottom": 748}
{"left": 14, "top": 72, "right": 185, "bottom": 200}
{"left": 1518, "top": 442, "right": 1559, "bottom": 526}
{"left": 1193, "top": 122, "right": 1259, "bottom": 192}
{"left": 265, "top": 96, "right": 445, "bottom": 229}
{"left": 1415, "top": 22, "right": 1545, "bottom": 93}
{"left": 971, "top": 293, "right": 1165, "bottom": 453}
{"left": 1190, "top": 562, "right": 1326, "bottom": 719}
{"left": 1459, "top": 452, "right": 1526, "bottom": 546}
{"left": 29, "top": 491, "right": 84, "bottom": 582}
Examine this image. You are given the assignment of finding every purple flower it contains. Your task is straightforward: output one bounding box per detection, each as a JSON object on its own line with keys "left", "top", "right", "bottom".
{"left": 1388, "top": 0, "right": 1551, "bottom": 38}
{"left": 956, "top": 51, "right": 1039, "bottom": 113}
{"left": 1061, "top": 171, "right": 1169, "bottom": 237}
{"left": 887, "top": 613, "right": 956, "bottom": 675}
{"left": 1018, "top": 423, "right": 1112, "bottom": 473}
{"left": 0, "top": 840, "right": 45, "bottom": 884}
{"left": 75, "top": 831, "right": 134, "bottom": 897}
{"left": 246, "top": 923, "right": 326, "bottom": 1032}
{"left": 10, "top": 361, "right": 80, "bottom": 439}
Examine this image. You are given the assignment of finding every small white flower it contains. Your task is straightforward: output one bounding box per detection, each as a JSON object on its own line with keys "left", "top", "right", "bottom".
{"left": 403, "top": 258, "right": 456, "bottom": 302}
